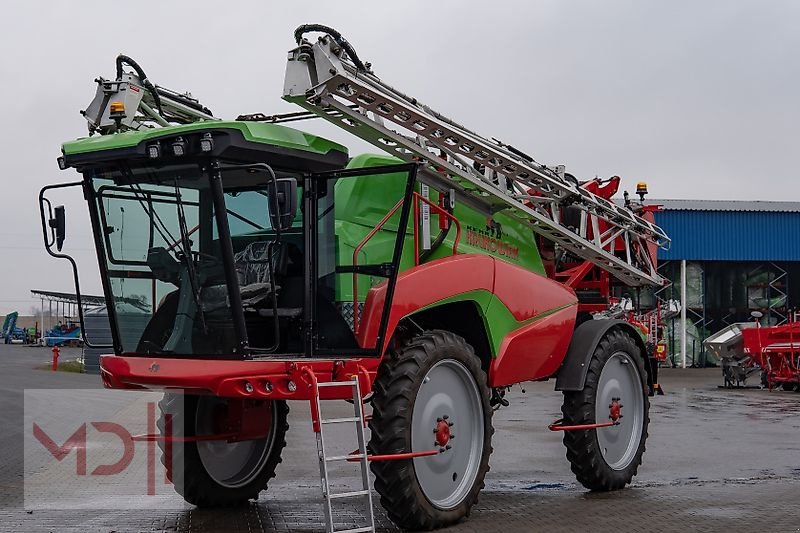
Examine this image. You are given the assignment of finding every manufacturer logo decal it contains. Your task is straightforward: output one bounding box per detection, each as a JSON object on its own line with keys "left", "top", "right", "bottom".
{"left": 465, "top": 218, "right": 519, "bottom": 259}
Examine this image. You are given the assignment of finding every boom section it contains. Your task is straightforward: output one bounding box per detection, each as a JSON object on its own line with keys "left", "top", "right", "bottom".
{"left": 283, "top": 35, "right": 669, "bottom": 287}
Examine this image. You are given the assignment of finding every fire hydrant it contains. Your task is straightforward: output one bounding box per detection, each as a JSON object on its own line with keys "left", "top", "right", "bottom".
{"left": 52, "top": 346, "right": 60, "bottom": 371}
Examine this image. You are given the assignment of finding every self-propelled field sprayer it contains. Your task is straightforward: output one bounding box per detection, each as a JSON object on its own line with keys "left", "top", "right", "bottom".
{"left": 41, "top": 25, "right": 669, "bottom": 532}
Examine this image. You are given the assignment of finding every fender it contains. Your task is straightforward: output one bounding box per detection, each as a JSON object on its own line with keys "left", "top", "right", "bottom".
{"left": 356, "top": 254, "right": 495, "bottom": 350}
{"left": 555, "top": 319, "right": 649, "bottom": 391}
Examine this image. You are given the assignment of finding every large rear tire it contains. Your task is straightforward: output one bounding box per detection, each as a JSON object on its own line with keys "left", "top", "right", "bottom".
{"left": 561, "top": 327, "right": 649, "bottom": 491}
{"left": 369, "top": 330, "right": 493, "bottom": 530}
{"left": 157, "top": 394, "right": 288, "bottom": 507}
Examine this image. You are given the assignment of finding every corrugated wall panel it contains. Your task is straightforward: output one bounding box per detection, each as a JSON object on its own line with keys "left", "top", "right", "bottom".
{"left": 655, "top": 211, "right": 800, "bottom": 261}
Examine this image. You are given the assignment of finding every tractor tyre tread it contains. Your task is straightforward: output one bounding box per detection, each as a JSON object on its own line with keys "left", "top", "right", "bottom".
{"left": 561, "top": 327, "right": 649, "bottom": 491}
{"left": 369, "top": 330, "right": 493, "bottom": 531}
{"left": 157, "top": 394, "right": 289, "bottom": 507}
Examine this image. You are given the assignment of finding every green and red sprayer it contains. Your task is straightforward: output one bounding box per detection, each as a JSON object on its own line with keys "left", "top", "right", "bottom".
{"left": 41, "top": 25, "right": 671, "bottom": 532}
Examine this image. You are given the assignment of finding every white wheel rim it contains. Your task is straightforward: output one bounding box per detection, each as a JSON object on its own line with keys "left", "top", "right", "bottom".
{"left": 411, "top": 359, "right": 485, "bottom": 509}
{"left": 595, "top": 351, "right": 644, "bottom": 470}
{"left": 195, "top": 398, "right": 276, "bottom": 488}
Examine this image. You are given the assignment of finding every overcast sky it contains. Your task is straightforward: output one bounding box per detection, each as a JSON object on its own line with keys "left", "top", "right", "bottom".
{"left": 0, "top": 0, "right": 798, "bottom": 314}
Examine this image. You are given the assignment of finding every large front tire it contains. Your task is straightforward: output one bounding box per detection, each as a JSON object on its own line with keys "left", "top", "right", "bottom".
{"left": 561, "top": 327, "right": 649, "bottom": 491}
{"left": 369, "top": 330, "right": 493, "bottom": 530}
{"left": 158, "top": 394, "right": 289, "bottom": 507}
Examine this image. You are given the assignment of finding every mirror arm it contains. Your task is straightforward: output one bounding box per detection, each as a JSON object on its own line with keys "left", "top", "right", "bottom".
{"left": 39, "top": 181, "right": 114, "bottom": 350}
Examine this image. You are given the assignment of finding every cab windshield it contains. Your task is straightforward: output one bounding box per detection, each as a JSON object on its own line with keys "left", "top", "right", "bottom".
{"left": 90, "top": 164, "right": 295, "bottom": 356}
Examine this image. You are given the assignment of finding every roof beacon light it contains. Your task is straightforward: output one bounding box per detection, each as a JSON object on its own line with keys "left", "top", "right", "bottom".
{"left": 199, "top": 132, "right": 214, "bottom": 153}
{"left": 109, "top": 101, "right": 126, "bottom": 116}
{"left": 172, "top": 137, "right": 186, "bottom": 157}
{"left": 108, "top": 101, "right": 126, "bottom": 132}
{"left": 636, "top": 181, "right": 648, "bottom": 202}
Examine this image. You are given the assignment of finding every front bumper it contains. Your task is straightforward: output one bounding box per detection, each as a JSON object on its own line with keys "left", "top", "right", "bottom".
{"left": 100, "top": 354, "right": 378, "bottom": 400}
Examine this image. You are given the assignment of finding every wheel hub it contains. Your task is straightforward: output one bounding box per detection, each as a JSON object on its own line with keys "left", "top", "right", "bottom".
{"left": 434, "top": 416, "right": 454, "bottom": 449}
{"left": 609, "top": 398, "right": 622, "bottom": 422}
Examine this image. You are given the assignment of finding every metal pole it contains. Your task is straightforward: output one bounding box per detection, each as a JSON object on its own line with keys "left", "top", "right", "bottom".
{"left": 208, "top": 162, "right": 249, "bottom": 355}
{"left": 681, "top": 259, "right": 687, "bottom": 369}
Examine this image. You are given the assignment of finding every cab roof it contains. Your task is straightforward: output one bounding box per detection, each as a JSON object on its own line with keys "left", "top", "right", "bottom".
{"left": 61, "top": 121, "right": 349, "bottom": 173}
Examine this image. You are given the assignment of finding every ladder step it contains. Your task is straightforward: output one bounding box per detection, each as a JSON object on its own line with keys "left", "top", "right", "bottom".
{"left": 328, "top": 489, "right": 370, "bottom": 500}
{"left": 317, "top": 380, "right": 358, "bottom": 388}
{"left": 334, "top": 527, "right": 374, "bottom": 533}
{"left": 321, "top": 417, "right": 362, "bottom": 424}
{"left": 326, "top": 454, "right": 365, "bottom": 462}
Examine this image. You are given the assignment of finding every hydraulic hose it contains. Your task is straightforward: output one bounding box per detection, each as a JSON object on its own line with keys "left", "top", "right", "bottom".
{"left": 115, "top": 54, "right": 163, "bottom": 115}
{"left": 293, "top": 24, "right": 368, "bottom": 72}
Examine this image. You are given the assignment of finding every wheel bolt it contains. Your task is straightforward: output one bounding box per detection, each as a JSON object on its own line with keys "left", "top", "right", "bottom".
{"left": 443, "top": 414, "right": 449, "bottom": 420}
{"left": 439, "top": 447, "right": 445, "bottom": 453}
{"left": 448, "top": 422, "right": 454, "bottom": 427}
{"left": 450, "top": 434, "right": 455, "bottom": 440}
{"left": 437, "top": 417, "right": 442, "bottom": 423}
{"left": 446, "top": 445, "right": 452, "bottom": 450}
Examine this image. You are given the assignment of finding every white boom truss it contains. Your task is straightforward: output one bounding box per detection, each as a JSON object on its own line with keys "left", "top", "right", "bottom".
{"left": 283, "top": 32, "right": 669, "bottom": 287}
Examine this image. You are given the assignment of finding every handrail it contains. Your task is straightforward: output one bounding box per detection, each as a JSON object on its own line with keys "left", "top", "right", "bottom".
{"left": 351, "top": 193, "right": 462, "bottom": 334}
{"left": 352, "top": 199, "right": 404, "bottom": 334}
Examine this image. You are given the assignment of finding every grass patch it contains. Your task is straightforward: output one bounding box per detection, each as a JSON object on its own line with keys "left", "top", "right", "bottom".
{"left": 35, "top": 360, "right": 84, "bottom": 373}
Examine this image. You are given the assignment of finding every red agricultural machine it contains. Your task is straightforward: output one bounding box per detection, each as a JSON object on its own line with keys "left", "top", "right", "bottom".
{"left": 706, "top": 313, "right": 800, "bottom": 391}
{"left": 41, "top": 25, "right": 670, "bottom": 532}
{"left": 742, "top": 316, "right": 800, "bottom": 391}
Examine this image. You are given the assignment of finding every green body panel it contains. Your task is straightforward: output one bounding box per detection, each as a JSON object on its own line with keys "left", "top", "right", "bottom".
{"left": 408, "top": 289, "right": 576, "bottom": 357}
{"left": 334, "top": 154, "right": 544, "bottom": 302}
{"left": 62, "top": 121, "right": 347, "bottom": 157}
{"left": 331, "top": 153, "right": 552, "bottom": 359}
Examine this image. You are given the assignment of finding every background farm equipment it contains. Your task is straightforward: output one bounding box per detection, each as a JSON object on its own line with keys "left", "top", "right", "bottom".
{"left": 705, "top": 313, "right": 800, "bottom": 390}
{"left": 1, "top": 312, "right": 26, "bottom": 344}
{"left": 741, "top": 316, "right": 800, "bottom": 391}
{"left": 704, "top": 322, "right": 759, "bottom": 387}
{"left": 44, "top": 320, "right": 82, "bottom": 347}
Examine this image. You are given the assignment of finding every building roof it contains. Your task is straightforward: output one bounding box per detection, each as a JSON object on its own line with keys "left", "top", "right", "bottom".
{"left": 30, "top": 290, "right": 105, "bottom": 306}
{"left": 651, "top": 199, "right": 800, "bottom": 213}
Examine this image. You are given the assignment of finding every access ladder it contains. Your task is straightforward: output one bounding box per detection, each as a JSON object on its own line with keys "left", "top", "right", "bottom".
{"left": 283, "top": 26, "right": 669, "bottom": 288}
{"left": 305, "top": 371, "right": 376, "bottom": 533}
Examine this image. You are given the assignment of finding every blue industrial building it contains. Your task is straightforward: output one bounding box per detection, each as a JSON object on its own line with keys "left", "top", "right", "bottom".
{"left": 655, "top": 200, "right": 800, "bottom": 262}
{"left": 648, "top": 200, "right": 800, "bottom": 366}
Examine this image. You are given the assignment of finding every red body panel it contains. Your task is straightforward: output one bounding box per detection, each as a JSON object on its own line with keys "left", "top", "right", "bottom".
{"left": 492, "top": 259, "right": 577, "bottom": 322}
{"left": 356, "top": 254, "right": 495, "bottom": 349}
{"left": 489, "top": 305, "right": 577, "bottom": 387}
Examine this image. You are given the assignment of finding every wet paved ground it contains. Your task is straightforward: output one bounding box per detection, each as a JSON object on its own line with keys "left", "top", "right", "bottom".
{"left": 2, "top": 343, "right": 799, "bottom": 532}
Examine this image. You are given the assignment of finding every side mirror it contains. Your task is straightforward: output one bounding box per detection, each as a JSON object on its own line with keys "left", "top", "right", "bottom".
{"left": 49, "top": 205, "right": 66, "bottom": 251}
{"left": 269, "top": 178, "right": 297, "bottom": 231}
